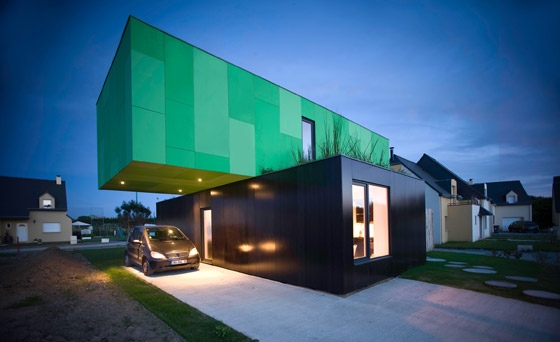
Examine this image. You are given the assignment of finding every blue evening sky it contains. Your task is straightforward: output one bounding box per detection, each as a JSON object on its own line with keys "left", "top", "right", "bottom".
{"left": 1, "top": 0, "right": 559, "bottom": 218}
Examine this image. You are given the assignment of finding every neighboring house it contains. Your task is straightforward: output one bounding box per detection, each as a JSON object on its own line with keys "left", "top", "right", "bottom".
{"left": 472, "top": 181, "right": 532, "bottom": 232}
{"left": 553, "top": 176, "right": 560, "bottom": 227}
{"left": 390, "top": 151, "right": 453, "bottom": 249}
{"left": 96, "top": 16, "right": 426, "bottom": 295}
{"left": 0, "top": 175, "right": 72, "bottom": 244}
{"left": 391, "top": 152, "right": 494, "bottom": 243}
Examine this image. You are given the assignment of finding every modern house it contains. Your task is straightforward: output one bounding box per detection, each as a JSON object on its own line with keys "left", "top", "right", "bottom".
{"left": 97, "top": 16, "right": 426, "bottom": 294}
{"left": 0, "top": 175, "right": 72, "bottom": 244}
{"left": 391, "top": 153, "right": 494, "bottom": 244}
{"left": 472, "top": 181, "right": 532, "bottom": 231}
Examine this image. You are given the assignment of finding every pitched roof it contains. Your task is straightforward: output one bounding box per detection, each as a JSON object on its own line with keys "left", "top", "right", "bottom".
{"left": 391, "top": 154, "right": 452, "bottom": 197}
{"left": 0, "top": 176, "right": 68, "bottom": 219}
{"left": 416, "top": 154, "right": 484, "bottom": 199}
{"left": 472, "top": 181, "right": 531, "bottom": 206}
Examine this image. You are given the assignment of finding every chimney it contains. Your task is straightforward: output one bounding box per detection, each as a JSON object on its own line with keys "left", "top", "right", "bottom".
{"left": 468, "top": 178, "right": 473, "bottom": 185}
{"left": 56, "top": 175, "right": 62, "bottom": 185}
{"left": 484, "top": 183, "right": 488, "bottom": 197}
{"left": 389, "top": 147, "right": 394, "bottom": 162}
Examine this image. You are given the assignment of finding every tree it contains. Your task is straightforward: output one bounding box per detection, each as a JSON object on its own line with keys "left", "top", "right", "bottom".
{"left": 115, "top": 200, "right": 152, "bottom": 235}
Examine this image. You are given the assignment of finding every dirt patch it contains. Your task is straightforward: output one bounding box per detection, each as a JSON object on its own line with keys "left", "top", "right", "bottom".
{"left": 0, "top": 247, "right": 185, "bottom": 341}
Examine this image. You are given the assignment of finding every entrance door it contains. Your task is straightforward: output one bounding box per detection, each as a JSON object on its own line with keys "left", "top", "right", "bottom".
{"left": 17, "top": 223, "right": 28, "bottom": 242}
{"left": 202, "top": 209, "right": 212, "bottom": 261}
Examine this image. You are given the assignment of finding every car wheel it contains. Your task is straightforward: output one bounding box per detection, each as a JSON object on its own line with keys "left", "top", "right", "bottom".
{"left": 142, "top": 258, "right": 154, "bottom": 276}
{"left": 125, "top": 253, "right": 132, "bottom": 267}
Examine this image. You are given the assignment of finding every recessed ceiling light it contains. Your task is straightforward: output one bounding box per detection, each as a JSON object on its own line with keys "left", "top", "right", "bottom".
{"left": 178, "top": 189, "right": 183, "bottom": 193}
{"left": 120, "top": 181, "right": 125, "bottom": 185}
{"left": 197, "top": 178, "right": 202, "bottom": 182}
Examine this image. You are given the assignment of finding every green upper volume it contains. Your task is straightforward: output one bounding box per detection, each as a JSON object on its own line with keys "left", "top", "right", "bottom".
{"left": 97, "top": 16, "right": 389, "bottom": 195}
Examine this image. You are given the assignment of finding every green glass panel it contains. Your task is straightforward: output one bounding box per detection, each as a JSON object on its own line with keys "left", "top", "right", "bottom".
{"left": 301, "top": 98, "right": 316, "bottom": 121}
{"left": 254, "top": 99, "right": 281, "bottom": 172}
{"left": 253, "top": 75, "right": 279, "bottom": 106}
{"left": 165, "top": 99, "right": 194, "bottom": 151}
{"left": 97, "top": 24, "right": 132, "bottom": 188}
{"left": 132, "top": 106, "right": 165, "bottom": 163}
{"left": 279, "top": 88, "right": 302, "bottom": 138}
{"left": 131, "top": 50, "right": 165, "bottom": 113}
{"left": 280, "top": 133, "right": 301, "bottom": 168}
{"left": 314, "top": 107, "right": 330, "bottom": 158}
{"left": 228, "top": 64, "right": 255, "bottom": 124}
{"left": 229, "top": 119, "right": 256, "bottom": 176}
{"left": 165, "top": 35, "right": 194, "bottom": 106}
{"left": 193, "top": 49, "right": 229, "bottom": 157}
{"left": 195, "top": 152, "right": 230, "bottom": 173}
{"left": 166, "top": 147, "right": 195, "bottom": 168}
{"left": 130, "top": 17, "right": 164, "bottom": 61}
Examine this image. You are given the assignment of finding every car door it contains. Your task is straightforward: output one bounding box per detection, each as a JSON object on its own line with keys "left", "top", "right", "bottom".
{"left": 127, "top": 228, "right": 143, "bottom": 264}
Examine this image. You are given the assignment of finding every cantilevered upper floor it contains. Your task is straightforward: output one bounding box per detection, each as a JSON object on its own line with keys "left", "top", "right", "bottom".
{"left": 97, "top": 16, "right": 389, "bottom": 195}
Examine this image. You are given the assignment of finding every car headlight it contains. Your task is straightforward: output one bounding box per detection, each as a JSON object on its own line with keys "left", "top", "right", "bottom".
{"left": 189, "top": 247, "right": 199, "bottom": 257}
{"left": 150, "top": 251, "right": 166, "bottom": 259}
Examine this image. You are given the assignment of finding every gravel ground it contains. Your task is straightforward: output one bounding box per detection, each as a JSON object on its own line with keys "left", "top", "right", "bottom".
{"left": 0, "top": 246, "right": 185, "bottom": 342}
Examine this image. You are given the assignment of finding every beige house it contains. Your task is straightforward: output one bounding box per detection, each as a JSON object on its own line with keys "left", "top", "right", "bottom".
{"left": 472, "top": 181, "right": 532, "bottom": 231}
{"left": 0, "top": 175, "right": 72, "bottom": 244}
{"left": 391, "top": 152, "right": 494, "bottom": 244}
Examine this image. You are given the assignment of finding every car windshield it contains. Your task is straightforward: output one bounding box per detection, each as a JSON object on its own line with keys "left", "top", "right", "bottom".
{"left": 146, "top": 227, "right": 186, "bottom": 241}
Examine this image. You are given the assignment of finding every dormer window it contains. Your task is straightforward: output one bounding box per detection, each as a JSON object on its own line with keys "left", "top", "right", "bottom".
{"left": 506, "top": 191, "right": 518, "bottom": 204}
{"left": 39, "top": 193, "right": 55, "bottom": 209}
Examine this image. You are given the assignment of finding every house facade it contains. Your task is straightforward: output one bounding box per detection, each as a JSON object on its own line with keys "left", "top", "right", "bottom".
{"left": 390, "top": 151, "right": 453, "bottom": 249}
{"left": 0, "top": 175, "right": 72, "bottom": 243}
{"left": 391, "top": 153, "right": 494, "bottom": 243}
{"left": 472, "top": 181, "right": 532, "bottom": 231}
{"left": 97, "top": 17, "right": 426, "bottom": 294}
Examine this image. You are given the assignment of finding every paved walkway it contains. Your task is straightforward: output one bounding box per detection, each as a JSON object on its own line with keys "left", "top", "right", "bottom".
{"left": 125, "top": 263, "right": 560, "bottom": 342}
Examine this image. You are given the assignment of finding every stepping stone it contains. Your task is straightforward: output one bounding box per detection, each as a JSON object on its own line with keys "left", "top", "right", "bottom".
{"left": 506, "top": 276, "right": 538, "bottom": 283}
{"left": 462, "top": 268, "right": 497, "bottom": 274}
{"left": 426, "top": 257, "right": 446, "bottom": 262}
{"left": 523, "top": 290, "right": 560, "bottom": 300}
{"left": 473, "top": 265, "right": 494, "bottom": 270}
{"left": 444, "top": 264, "right": 466, "bottom": 268}
{"left": 448, "top": 261, "right": 467, "bottom": 265}
{"left": 485, "top": 280, "right": 517, "bottom": 289}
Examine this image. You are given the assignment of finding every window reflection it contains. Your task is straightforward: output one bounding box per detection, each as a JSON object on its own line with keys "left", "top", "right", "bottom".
{"left": 352, "top": 184, "right": 366, "bottom": 258}
{"left": 353, "top": 183, "right": 389, "bottom": 261}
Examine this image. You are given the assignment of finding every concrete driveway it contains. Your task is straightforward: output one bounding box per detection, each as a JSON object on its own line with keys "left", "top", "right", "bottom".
{"left": 126, "top": 263, "right": 560, "bottom": 341}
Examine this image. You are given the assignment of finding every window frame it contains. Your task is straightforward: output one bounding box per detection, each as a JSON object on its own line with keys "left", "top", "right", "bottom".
{"left": 352, "top": 181, "right": 390, "bottom": 264}
{"left": 42, "top": 222, "right": 61, "bottom": 233}
{"left": 301, "top": 117, "right": 316, "bottom": 160}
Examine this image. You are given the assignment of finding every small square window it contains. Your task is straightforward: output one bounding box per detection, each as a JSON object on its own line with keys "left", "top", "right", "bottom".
{"left": 42, "top": 199, "right": 53, "bottom": 208}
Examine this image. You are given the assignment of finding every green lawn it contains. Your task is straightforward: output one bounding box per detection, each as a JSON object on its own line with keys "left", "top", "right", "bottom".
{"left": 436, "top": 233, "right": 560, "bottom": 252}
{"left": 78, "top": 248, "right": 254, "bottom": 342}
{"left": 401, "top": 251, "right": 560, "bottom": 309}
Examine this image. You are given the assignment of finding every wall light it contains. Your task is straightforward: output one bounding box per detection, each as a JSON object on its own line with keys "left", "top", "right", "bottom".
{"left": 178, "top": 189, "right": 183, "bottom": 193}
{"left": 120, "top": 181, "right": 125, "bottom": 185}
{"left": 250, "top": 183, "right": 260, "bottom": 190}
{"left": 238, "top": 244, "right": 254, "bottom": 253}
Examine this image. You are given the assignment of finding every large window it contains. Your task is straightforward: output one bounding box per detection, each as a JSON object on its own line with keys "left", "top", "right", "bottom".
{"left": 43, "top": 222, "right": 61, "bottom": 233}
{"left": 302, "top": 118, "right": 315, "bottom": 160}
{"left": 353, "top": 183, "right": 389, "bottom": 261}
